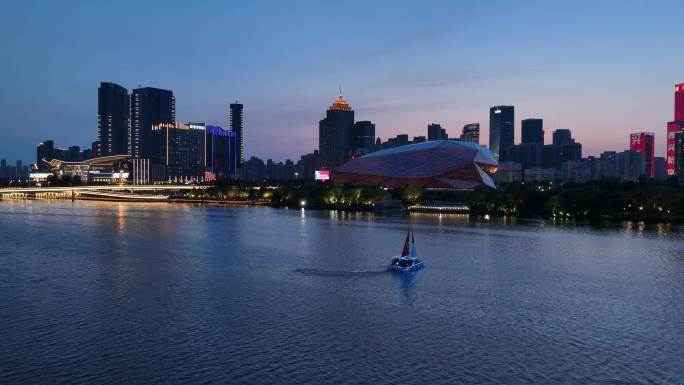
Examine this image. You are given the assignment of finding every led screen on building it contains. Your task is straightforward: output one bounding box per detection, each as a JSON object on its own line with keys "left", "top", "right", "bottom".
{"left": 314, "top": 170, "right": 330, "bottom": 181}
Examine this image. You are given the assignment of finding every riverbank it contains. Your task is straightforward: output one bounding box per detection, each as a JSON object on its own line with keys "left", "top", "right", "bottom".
{"left": 3, "top": 178, "right": 684, "bottom": 223}
{"left": 183, "top": 178, "right": 684, "bottom": 223}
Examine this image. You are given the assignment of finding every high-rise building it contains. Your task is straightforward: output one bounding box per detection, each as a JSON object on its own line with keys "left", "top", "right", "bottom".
{"left": 599, "top": 151, "right": 618, "bottom": 179}
{"left": 297, "top": 150, "right": 321, "bottom": 180}
{"left": 205, "top": 125, "right": 238, "bottom": 177}
{"left": 517, "top": 143, "right": 543, "bottom": 169}
{"left": 552, "top": 129, "right": 572, "bottom": 145}
{"left": 460, "top": 123, "right": 480, "bottom": 143}
{"left": 629, "top": 132, "right": 655, "bottom": 177}
{"left": 319, "top": 94, "right": 354, "bottom": 168}
{"left": 667, "top": 83, "right": 684, "bottom": 175}
{"left": 36, "top": 140, "right": 54, "bottom": 165}
{"left": 230, "top": 102, "right": 244, "bottom": 167}
{"left": 666, "top": 121, "right": 683, "bottom": 175}
{"left": 616, "top": 150, "right": 645, "bottom": 182}
{"left": 489, "top": 106, "right": 514, "bottom": 160}
{"left": 654, "top": 157, "right": 667, "bottom": 180}
{"left": 352, "top": 121, "right": 375, "bottom": 155}
{"left": 676, "top": 131, "right": 684, "bottom": 178}
{"left": 68, "top": 146, "right": 81, "bottom": 162}
{"left": 130, "top": 87, "right": 175, "bottom": 158}
{"left": 676, "top": 83, "right": 684, "bottom": 122}
{"left": 427, "top": 123, "right": 447, "bottom": 141}
{"left": 97, "top": 82, "right": 129, "bottom": 156}
{"left": 381, "top": 134, "right": 410, "bottom": 149}
{"left": 151, "top": 122, "right": 206, "bottom": 182}
{"left": 541, "top": 129, "right": 582, "bottom": 169}
{"left": 521, "top": 119, "right": 544, "bottom": 144}
{"left": 244, "top": 156, "right": 266, "bottom": 181}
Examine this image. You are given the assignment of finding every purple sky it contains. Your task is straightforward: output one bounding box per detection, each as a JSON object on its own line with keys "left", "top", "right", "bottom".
{"left": 1, "top": 1, "right": 683, "bottom": 164}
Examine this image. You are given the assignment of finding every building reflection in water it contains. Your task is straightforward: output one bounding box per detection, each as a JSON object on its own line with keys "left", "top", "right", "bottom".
{"left": 116, "top": 203, "right": 126, "bottom": 235}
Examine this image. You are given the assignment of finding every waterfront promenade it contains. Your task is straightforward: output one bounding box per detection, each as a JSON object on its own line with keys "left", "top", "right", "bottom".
{"left": 0, "top": 185, "right": 207, "bottom": 202}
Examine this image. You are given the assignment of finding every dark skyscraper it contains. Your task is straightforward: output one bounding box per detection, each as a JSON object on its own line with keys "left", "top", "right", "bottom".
{"left": 552, "top": 129, "right": 572, "bottom": 145}
{"left": 521, "top": 119, "right": 544, "bottom": 144}
{"left": 230, "top": 102, "right": 244, "bottom": 167}
{"left": 460, "top": 123, "right": 480, "bottom": 143}
{"left": 489, "top": 106, "right": 514, "bottom": 160}
{"left": 36, "top": 140, "right": 54, "bottom": 165}
{"left": 97, "top": 82, "right": 129, "bottom": 156}
{"left": 427, "top": 123, "right": 447, "bottom": 141}
{"left": 319, "top": 94, "right": 354, "bottom": 168}
{"left": 545, "top": 128, "right": 582, "bottom": 169}
{"left": 130, "top": 87, "right": 175, "bottom": 158}
{"left": 352, "top": 120, "right": 375, "bottom": 155}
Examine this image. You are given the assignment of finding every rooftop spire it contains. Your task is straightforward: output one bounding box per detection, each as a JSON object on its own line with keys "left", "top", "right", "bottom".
{"left": 329, "top": 88, "right": 352, "bottom": 111}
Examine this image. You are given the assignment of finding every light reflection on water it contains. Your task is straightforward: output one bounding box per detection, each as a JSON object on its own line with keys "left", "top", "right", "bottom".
{"left": 0, "top": 200, "right": 683, "bottom": 385}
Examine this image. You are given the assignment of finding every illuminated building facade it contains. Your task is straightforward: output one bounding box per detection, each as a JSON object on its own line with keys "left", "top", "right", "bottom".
{"left": 205, "top": 125, "right": 238, "bottom": 178}
{"left": 489, "top": 106, "right": 514, "bottom": 161}
{"left": 151, "top": 122, "right": 206, "bottom": 182}
{"left": 666, "top": 83, "right": 684, "bottom": 175}
{"left": 676, "top": 82, "right": 684, "bottom": 122}
{"left": 629, "top": 132, "right": 655, "bottom": 177}
{"left": 34, "top": 155, "right": 131, "bottom": 184}
{"left": 319, "top": 93, "right": 354, "bottom": 169}
{"left": 98, "top": 82, "right": 129, "bottom": 156}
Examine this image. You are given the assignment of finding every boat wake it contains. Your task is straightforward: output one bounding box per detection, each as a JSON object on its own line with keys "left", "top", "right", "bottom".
{"left": 294, "top": 268, "right": 387, "bottom": 278}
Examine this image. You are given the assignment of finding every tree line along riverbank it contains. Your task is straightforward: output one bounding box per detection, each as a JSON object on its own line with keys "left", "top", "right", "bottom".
{"left": 182, "top": 177, "right": 684, "bottom": 222}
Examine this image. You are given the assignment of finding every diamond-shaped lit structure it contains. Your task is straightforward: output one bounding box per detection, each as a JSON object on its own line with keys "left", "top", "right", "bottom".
{"left": 332, "top": 140, "right": 498, "bottom": 189}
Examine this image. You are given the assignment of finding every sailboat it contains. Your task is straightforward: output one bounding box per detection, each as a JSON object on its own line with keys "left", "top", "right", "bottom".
{"left": 388, "top": 227, "right": 424, "bottom": 272}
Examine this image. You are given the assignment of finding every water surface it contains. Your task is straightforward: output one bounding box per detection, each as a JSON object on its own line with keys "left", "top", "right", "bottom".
{"left": 1, "top": 201, "right": 683, "bottom": 384}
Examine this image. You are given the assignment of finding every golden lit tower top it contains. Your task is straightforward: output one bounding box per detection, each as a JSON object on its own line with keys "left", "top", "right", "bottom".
{"left": 329, "top": 88, "right": 352, "bottom": 111}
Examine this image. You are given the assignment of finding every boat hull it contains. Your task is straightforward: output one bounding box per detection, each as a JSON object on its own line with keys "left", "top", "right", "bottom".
{"left": 387, "top": 260, "right": 424, "bottom": 273}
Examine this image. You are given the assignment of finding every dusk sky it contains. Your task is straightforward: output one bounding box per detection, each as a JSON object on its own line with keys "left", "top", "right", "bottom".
{"left": 1, "top": 0, "right": 683, "bottom": 164}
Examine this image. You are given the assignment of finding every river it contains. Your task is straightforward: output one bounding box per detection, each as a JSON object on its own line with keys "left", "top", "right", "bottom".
{"left": 1, "top": 200, "right": 683, "bottom": 384}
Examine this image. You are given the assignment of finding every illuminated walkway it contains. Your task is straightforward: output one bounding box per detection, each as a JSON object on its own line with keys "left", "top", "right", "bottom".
{"left": 0, "top": 185, "right": 208, "bottom": 201}
{"left": 0, "top": 185, "right": 207, "bottom": 194}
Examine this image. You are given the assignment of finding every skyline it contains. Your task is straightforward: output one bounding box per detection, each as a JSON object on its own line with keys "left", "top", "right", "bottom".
{"left": 2, "top": 1, "right": 684, "bottom": 164}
